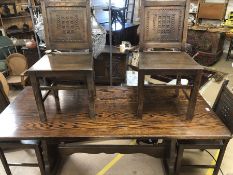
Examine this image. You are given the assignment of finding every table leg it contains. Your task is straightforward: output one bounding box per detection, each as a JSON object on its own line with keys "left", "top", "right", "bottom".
{"left": 186, "top": 70, "right": 202, "bottom": 120}
{"left": 87, "top": 72, "right": 95, "bottom": 119}
{"left": 174, "top": 144, "right": 184, "bottom": 175}
{"left": 163, "top": 139, "right": 177, "bottom": 175}
{"left": 29, "top": 72, "right": 47, "bottom": 122}
{"left": 41, "top": 140, "right": 60, "bottom": 175}
{"left": 213, "top": 139, "right": 229, "bottom": 175}
{"left": 137, "top": 71, "right": 144, "bottom": 118}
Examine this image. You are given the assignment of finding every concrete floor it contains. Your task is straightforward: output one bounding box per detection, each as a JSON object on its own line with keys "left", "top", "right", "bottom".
{"left": 0, "top": 54, "right": 233, "bottom": 175}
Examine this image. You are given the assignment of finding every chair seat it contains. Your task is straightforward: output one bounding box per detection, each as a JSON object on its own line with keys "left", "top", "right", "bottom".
{"left": 28, "top": 53, "right": 93, "bottom": 72}
{"left": 139, "top": 52, "right": 202, "bottom": 71}
{"left": 7, "top": 76, "right": 28, "bottom": 85}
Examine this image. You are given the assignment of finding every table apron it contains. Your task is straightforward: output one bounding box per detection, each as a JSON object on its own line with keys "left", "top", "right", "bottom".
{"left": 140, "top": 69, "right": 203, "bottom": 75}
{"left": 58, "top": 144, "right": 169, "bottom": 158}
{"left": 29, "top": 71, "right": 92, "bottom": 78}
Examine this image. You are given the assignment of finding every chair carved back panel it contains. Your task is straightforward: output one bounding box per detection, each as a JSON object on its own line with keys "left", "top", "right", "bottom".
{"left": 41, "top": 0, "right": 92, "bottom": 51}
{"left": 140, "top": 0, "right": 190, "bottom": 50}
{"left": 213, "top": 80, "right": 233, "bottom": 134}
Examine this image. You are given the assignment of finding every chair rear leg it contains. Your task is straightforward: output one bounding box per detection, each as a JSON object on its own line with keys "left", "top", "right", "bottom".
{"left": 53, "top": 89, "right": 61, "bottom": 112}
{"left": 0, "top": 148, "right": 12, "bottom": 175}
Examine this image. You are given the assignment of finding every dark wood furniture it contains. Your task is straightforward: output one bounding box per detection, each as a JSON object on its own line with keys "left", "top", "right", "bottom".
{"left": 0, "top": 87, "right": 231, "bottom": 175}
{"left": 94, "top": 46, "right": 127, "bottom": 85}
{"left": 175, "top": 80, "right": 233, "bottom": 175}
{"left": 21, "top": 47, "right": 42, "bottom": 68}
{"left": 187, "top": 28, "right": 226, "bottom": 66}
{"left": 103, "top": 23, "right": 139, "bottom": 46}
{"left": 138, "top": 0, "right": 203, "bottom": 120}
{"left": 226, "top": 33, "right": 233, "bottom": 61}
{"left": 28, "top": 0, "right": 96, "bottom": 122}
{"left": 0, "top": 81, "right": 45, "bottom": 175}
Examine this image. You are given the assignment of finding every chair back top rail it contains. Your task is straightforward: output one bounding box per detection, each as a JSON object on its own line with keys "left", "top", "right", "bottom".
{"left": 41, "top": 0, "right": 92, "bottom": 52}
{"left": 213, "top": 80, "right": 233, "bottom": 135}
{"left": 6, "top": 53, "right": 28, "bottom": 76}
{"left": 139, "top": 0, "right": 190, "bottom": 51}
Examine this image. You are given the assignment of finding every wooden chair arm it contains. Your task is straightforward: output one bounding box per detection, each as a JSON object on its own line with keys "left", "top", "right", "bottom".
{"left": 20, "top": 70, "right": 28, "bottom": 86}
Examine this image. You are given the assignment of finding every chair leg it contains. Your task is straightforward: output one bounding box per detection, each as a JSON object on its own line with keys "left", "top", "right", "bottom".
{"left": 34, "top": 145, "right": 46, "bottom": 175}
{"left": 0, "top": 148, "right": 12, "bottom": 175}
{"left": 175, "top": 75, "right": 181, "bottom": 97}
{"left": 53, "top": 89, "right": 61, "bottom": 112}
{"left": 186, "top": 70, "right": 202, "bottom": 120}
{"left": 93, "top": 72, "right": 96, "bottom": 97}
{"left": 87, "top": 73, "right": 95, "bottom": 119}
{"left": 175, "top": 145, "right": 184, "bottom": 175}
{"left": 213, "top": 140, "right": 229, "bottom": 175}
{"left": 137, "top": 71, "right": 144, "bottom": 118}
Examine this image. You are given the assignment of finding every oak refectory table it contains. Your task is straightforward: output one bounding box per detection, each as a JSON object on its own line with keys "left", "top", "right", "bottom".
{"left": 0, "top": 87, "right": 231, "bottom": 175}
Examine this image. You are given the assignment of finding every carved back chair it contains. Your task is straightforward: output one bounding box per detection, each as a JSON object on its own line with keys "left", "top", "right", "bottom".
{"left": 175, "top": 80, "right": 233, "bottom": 175}
{"left": 29, "top": 0, "right": 95, "bottom": 120}
{"left": 41, "top": 0, "right": 92, "bottom": 52}
{"left": 139, "top": 0, "right": 189, "bottom": 51}
{"left": 137, "top": 0, "right": 203, "bottom": 119}
{"left": 6, "top": 53, "right": 28, "bottom": 86}
{"left": 0, "top": 75, "right": 45, "bottom": 175}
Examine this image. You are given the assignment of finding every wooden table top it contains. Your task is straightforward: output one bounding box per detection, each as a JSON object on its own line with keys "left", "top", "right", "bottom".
{"left": 28, "top": 54, "right": 93, "bottom": 72}
{"left": 139, "top": 52, "right": 203, "bottom": 71}
{"left": 0, "top": 87, "right": 230, "bottom": 140}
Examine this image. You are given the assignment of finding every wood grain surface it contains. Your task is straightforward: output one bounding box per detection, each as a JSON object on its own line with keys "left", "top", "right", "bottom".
{"left": 0, "top": 87, "right": 230, "bottom": 140}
